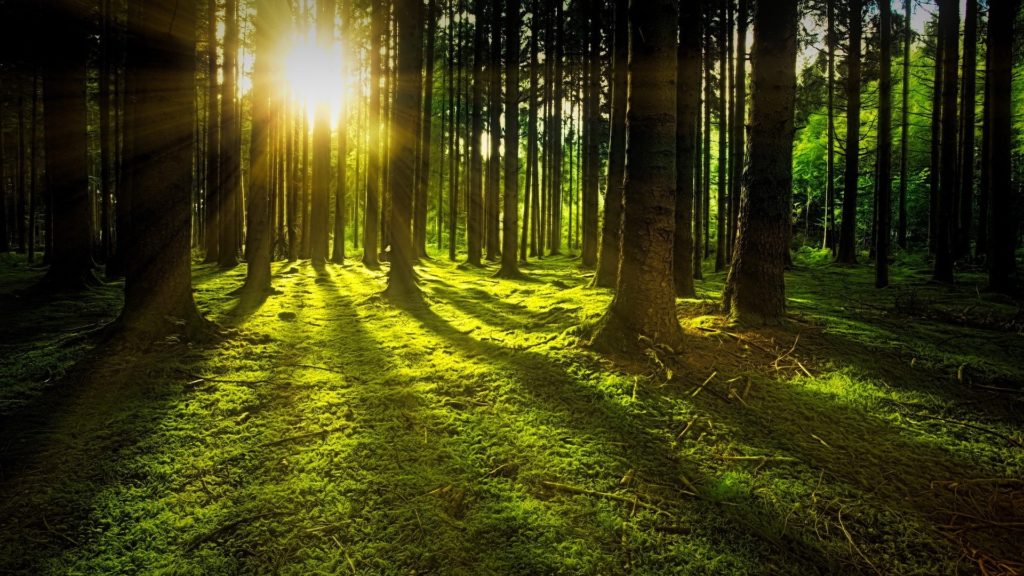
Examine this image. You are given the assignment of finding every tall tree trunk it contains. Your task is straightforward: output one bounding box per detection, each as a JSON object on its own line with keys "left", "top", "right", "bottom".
{"left": 288, "top": 100, "right": 299, "bottom": 261}
{"left": 928, "top": 16, "right": 943, "bottom": 255}
{"left": 723, "top": 0, "right": 798, "bottom": 323}
{"left": 591, "top": 0, "right": 683, "bottom": 353}
{"left": 467, "top": 0, "right": 485, "bottom": 266}
{"left": 485, "top": 0, "right": 502, "bottom": 262}
{"left": 693, "top": 17, "right": 705, "bottom": 282}
{"left": 241, "top": 0, "right": 276, "bottom": 293}
{"left": 218, "top": 0, "right": 240, "bottom": 268}
{"left": 823, "top": 0, "right": 837, "bottom": 252}
{"left": 497, "top": 0, "right": 521, "bottom": 277}
{"left": 39, "top": 0, "right": 96, "bottom": 289}
{"left": 385, "top": 0, "right": 423, "bottom": 298}
{"left": 522, "top": 6, "right": 541, "bottom": 261}
{"left": 836, "top": 0, "right": 862, "bottom": 264}
{"left": 594, "top": 0, "right": 627, "bottom": 288}
{"left": 120, "top": 0, "right": 208, "bottom": 339}
{"left": 310, "top": 0, "right": 335, "bottom": 266}
{"left": 976, "top": 22, "right": 992, "bottom": 260}
{"left": 703, "top": 24, "right": 712, "bottom": 260}
{"left": 363, "top": 0, "right": 383, "bottom": 267}
{"left": 673, "top": 0, "right": 701, "bottom": 298}
{"left": 414, "top": 0, "right": 438, "bottom": 259}
{"left": 715, "top": 0, "right": 728, "bottom": 272}
{"left": 549, "top": 2, "right": 564, "bottom": 256}
{"left": 955, "top": 0, "right": 977, "bottom": 259}
{"left": 933, "top": 0, "right": 958, "bottom": 282}
{"left": 876, "top": 0, "right": 893, "bottom": 288}
{"left": 333, "top": 0, "right": 351, "bottom": 264}
{"left": 986, "top": 0, "right": 1018, "bottom": 294}
{"left": 580, "top": 0, "right": 600, "bottom": 268}
{"left": 729, "top": 0, "right": 747, "bottom": 256}
{"left": 897, "top": 0, "right": 910, "bottom": 249}
{"left": 203, "top": 0, "right": 220, "bottom": 263}
{"left": 99, "top": 0, "right": 115, "bottom": 263}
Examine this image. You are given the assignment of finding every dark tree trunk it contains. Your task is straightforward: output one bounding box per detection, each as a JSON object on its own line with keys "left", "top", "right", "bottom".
{"left": 673, "top": 0, "right": 701, "bottom": 298}
{"left": 497, "top": 0, "right": 521, "bottom": 277}
{"left": 485, "top": 0, "right": 501, "bottom": 262}
{"left": 875, "top": 0, "right": 893, "bottom": 288}
{"left": 729, "top": 0, "right": 746, "bottom": 254}
{"left": 288, "top": 101, "right": 299, "bottom": 262}
{"left": 928, "top": 17, "right": 943, "bottom": 255}
{"left": 955, "top": 0, "right": 977, "bottom": 259}
{"left": 240, "top": 0, "right": 276, "bottom": 294}
{"left": 824, "top": 0, "right": 837, "bottom": 252}
{"left": 310, "top": 0, "right": 335, "bottom": 266}
{"left": 549, "top": 2, "right": 564, "bottom": 256}
{"left": 703, "top": 23, "right": 712, "bottom": 261}
{"left": 414, "top": 0, "right": 438, "bottom": 259}
{"left": 897, "top": 0, "right": 910, "bottom": 249}
{"left": 836, "top": 0, "right": 862, "bottom": 264}
{"left": 986, "top": 0, "right": 1018, "bottom": 294}
{"left": 522, "top": 5, "right": 541, "bottom": 262}
{"left": 594, "top": 0, "right": 627, "bottom": 288}
{"left": 693, "top": 16, "right": 705, "bottom": 282}
{"left": 120, "top": 0, "right": 208, "bottom": 339}
{"left": 591, "top": 0, "right": 683, "bottom": 354}
{"left": 466, "top": 0, "right": 485, "bottom": 266}
{"left": 99, "top": 0, "right": 115, "bottom": 263}
{"left": 976, "top": 24, "right": 992, "bottom": 260}
{"left": 363, "top": 0, "right": 383, "bottom": 268}
{"left": 580, "top": 0, "right": 600, "bottom": 268}
{"left": 218, "top": 0, "right": 240, "bottom": 268}
{"left": 714, "top": 0, "right": 728, "bottom": 272}
{"left": 203, "top": 0, "right": 220, "bottom": 264}
{"left": 722, "top": 0, "right": 798, "bottom": 324}
{"left": 39, "top": 0, "right": 96, "bottom": 289}
{"left": 933, "top": 0, "right": 958, "bottom": 283}
{"left": 385, "top": 0, "right": 423, "bottom": 299}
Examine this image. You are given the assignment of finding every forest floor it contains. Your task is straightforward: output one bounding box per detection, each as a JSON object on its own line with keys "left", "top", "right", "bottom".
{"left": 0, "top": 248, "right": 1022, "bottom": 575}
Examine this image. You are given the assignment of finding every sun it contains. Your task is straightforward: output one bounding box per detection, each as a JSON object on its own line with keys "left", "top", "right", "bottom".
{"left": 281, "top": 33, "right": 349, "bottom": 124}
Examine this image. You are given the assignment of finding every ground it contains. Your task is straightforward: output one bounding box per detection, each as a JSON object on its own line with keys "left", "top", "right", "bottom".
{"left": 0, "top": 248, "right": 1022, "bottom": 575}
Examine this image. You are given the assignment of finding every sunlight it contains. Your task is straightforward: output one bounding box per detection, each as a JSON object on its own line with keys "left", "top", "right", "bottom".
{"left": 282, "top": 33, "right": 349, "bottom": 125}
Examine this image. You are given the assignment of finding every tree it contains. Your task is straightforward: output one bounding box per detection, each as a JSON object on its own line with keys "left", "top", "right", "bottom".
{"left": 119, "top": 0, "right": 208, "bottom": 339}
{"left": 986, "top": 0, "right": 1018, "bottom": 294}
{"left": 384, "top": 0, "right": 423, "bottom": 299}
{"left": 928, "top": 14, "right": 943, "bottom": 255}
{"left": 310, "top": 0, "right": 335, "bottom": 267}
{"left": 823, "top": 0, "right": 837, "bottom": 252}
{"left": 38, "top": 0, "right": 97, "bottom": 289}
{"left": 238, "top": 0, "right": 277, "bottom": 295}
{"left": 933, "top": 0, "right": 958, "bottom": 283}
{"left": 714, "top": 0, "right": 728, "bottom": 272}
{"left": 721, "top": 0, "right": 798, "bottom": 324}
{"left": 897, "top": 0, "right": 910, "bottom": 249}
{"left": 836, "top": 0, "right": 862, "bottom": 264}
{"left": 496, "top": 0, "right": 522, "bottom": 278}
{"left": 729, "top": 0, "right": 748, "bottom": 253}
{"left": 485, "top": 0, "right": 502, "bottom": 262}
{"left": 875, "top": 0, "right": 893, "bottom": 288}
{"left": 593, "top": 0, "right": 627, "bottom": 288}
{"left": 590, "top": 0, "right": 682, "bottom": 353}
{"left": 955, "top": 0, "right": 978, "bottom": 258}
{"left": 466, "top": 0, "right": 485, "bottom": 266}
{"left": 414, "top": 0, "right": 439, "bottom": 260}
{"left": 363, "top": 0, "right": 384, "bottom": 268}
{"left": 203, "top": 0, "right": 220, "bottom": 264}
{"left": 218, "top": 0, "right": 241, "bottom": 268}
{"left": 673, "top": 0, "right": 701, "bottom": 298}
{"left": 580, "top": 0, "right": 600, "bottom": 268}
{"left": 333, "top": 0, "right": 352, "bottom": 265}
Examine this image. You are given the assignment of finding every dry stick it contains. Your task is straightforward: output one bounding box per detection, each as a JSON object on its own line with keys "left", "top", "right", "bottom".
{"left": 909, "top": 413, "right": 1023, "bottom": 448}
{"left": 773, "top": 334, "right": 801, "bottom": 370}
{"left": 837, "top": 506, "right": 884, "bottom": 576}
{"left": 691, "top": 371, "right": 718, "bottom": 398}
{"left": 541, "top": 481, "right": 670, "bottom": 515}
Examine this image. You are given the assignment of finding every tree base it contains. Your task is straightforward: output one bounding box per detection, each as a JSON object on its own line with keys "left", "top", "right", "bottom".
{"left": 588, "top": 308, "right": 684, "bottom": 356}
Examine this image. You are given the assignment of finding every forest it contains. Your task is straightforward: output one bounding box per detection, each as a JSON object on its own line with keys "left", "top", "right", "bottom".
{"left": 0, "top": 0, "right": 1023, "bottom": 573}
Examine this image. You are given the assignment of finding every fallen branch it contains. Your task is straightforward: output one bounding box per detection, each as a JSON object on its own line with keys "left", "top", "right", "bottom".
{"left": 691, "top": 371, "right": 718, "bottom": 398}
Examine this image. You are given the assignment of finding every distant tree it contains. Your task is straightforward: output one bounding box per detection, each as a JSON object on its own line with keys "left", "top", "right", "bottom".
{"left": 38, "top": 0, "right": 96, "bottom": 289}
{"left": 875, "top": 0, "right": 892, "bottom": 288}
{"left": 955, "top": 0, "right": 978, "bottom": 259}
{"left": 218, "top": 0, "right": 241, "bottom": 268}
{"left": 332, "top": 0, "right": 352, "bottom": 265}
{"left": 363, "top": 0, "right": 384, "bottom": 268}
{"left": 823, "top": 0, "right": 837, "bottom": 252}
{"left": 593, "top": 0, "right": 627, "bottom": 288}
{"left": 714, "top": 0, "right": 728, "bottom": 272}
{"left": 496, "top": 0, "right": 522, "bottom": 278}
{"left": 723, "top": 0, "right": 798, "bottom": 323}
{"left": 310, "top": 0, "right": 335, "bottom": 266}
{"left": 580, "top": 0, "right": 600, "bottom": 269}
{"left": 928, "top": 14, "right": 942, "bottom": 255}
{"left": 591, "top": 0, "right": 683, "bottom": 353}
{"left": 414, "top": 0, "right": 439, "bottom": 260}
{"left": 673, "top": 0, "right": 701, "bottom": 298}
{"left": 836, "top": 0, "right": 862, "bottom": 264}
{"left": 986, "top": 0, "right": 1019, "bottom": 294}
{"left": 897, "top": 0, "right": 910, "bottom": 250}
{"left": 466, "top": 0, "right": 485, "bottom": 266}
{"left": 203, "top": 0, "right": 220, "bottom": 264}
{"left": 729, "top": 0, "right": 748, "bottom": 254}
{"left": 485, "top": 0, "right": 501, "bottom": 262}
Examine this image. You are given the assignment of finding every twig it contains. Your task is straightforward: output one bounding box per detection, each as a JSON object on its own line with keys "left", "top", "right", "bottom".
{"left": 541, "top": 481, "right": 670, "bottom": 515}
{"left": 773, "top": 334, "right": 800, "bottom": 370}
{"left": 838, "top": 506, "right": 883, "bottom": 576}
{"left": 908, "top": 413, "right": 1023, "bottom": 448}
{"left": 691, "top": 371, "right": 718, "bottom": 398}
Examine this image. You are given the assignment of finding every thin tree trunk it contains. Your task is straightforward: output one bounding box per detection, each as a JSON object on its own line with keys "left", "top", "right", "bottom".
{"left": 364, "top": 0, "right": 383, "bottom": 267}
{"left": 466, "top": 0, "right": 485, "bottom": 266}
{"left": 203, "top": 0, "right": 220, "bottom": 263}
{"left": 219, "top": 0, "right": 240, "bottom": 268}
{"left": 933, "top": 0, "right": 958, "bottom": 282}
{"left": 897, "top": 0, "right": 910, "bottom": 250}
{"left": 955, "top": 0, "right": 977, "bottom": 259}
{"left": 876, "top": 0, "right": 893, "bottom": 288}
{"left": 928, "top": 16, "right": 943, "bottom": 255}
{"left": 986, "top": 0, "right": 1017, "bottom": 293}
{"left": 497, "top": 0, "right": 521, "bottom": 277}
{"left": 836, "top": 0, "right": 862, "bottom": 264}
{"left": 415, "top": 0, "right": 438, "bottom": 259}
{"left": 715, "top": 0, "right": 728, "bottom": 272}
{"left": 824, "top": 0, "right": 836, "bottom": 252}
{"left": 594, "top": 0, "right": 627, "bottom": 288}
{"left": 673, "top": 0, "right": 701, "bottom": 297}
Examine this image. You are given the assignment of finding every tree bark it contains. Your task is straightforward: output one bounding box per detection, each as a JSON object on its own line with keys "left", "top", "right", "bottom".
{"left": 673, "top": 0, "right": 701, "bottom": 298}
{"left": 955, "top": 0, "right": 977, "bottom": 259}
{"left": 363, "top": 0, "right": 384, "bottom": 268}
{"left": 594, "top": 0, "right": 627, "bottom": 288}
{"left": 986, "top": 0, "right": 1018, "bottom": 294}
{"left": 203, "top": 0, "right": 220, "bottom": 264}
{"left": 897, "top": 0, "right": 910, "bottom": 250}
{"left": 714, "top": 0, "right": 728, "bottom": 272}
{"left": 497, "top": 0, "right": 521, "bottom": 277}
{"left": 218, "top": 0, "right": 240, "bottom": 268}
{"left": 467, "top": 0, "right": 485, "bottom": 266}
{"left": 590, "top": 0, "right": 683, "bottom": 354}
{"left": 933, "top": 0, "right": 958, "bottom": 283}
{"left": 836, "top": 0, "right": 862, "bottom": 264}
{"left": 414, "top": 0, "right": 438, "bottom": 260}
{"left": 875, "top": 0, "right": 892, "bottom": 288}
{"left": 722, "top": 0, "right": 798, "bottom": 324}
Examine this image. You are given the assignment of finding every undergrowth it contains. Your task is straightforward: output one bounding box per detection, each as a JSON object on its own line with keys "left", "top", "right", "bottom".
{"left": 0, "top": 248, "right": 1021, "bottom": 575}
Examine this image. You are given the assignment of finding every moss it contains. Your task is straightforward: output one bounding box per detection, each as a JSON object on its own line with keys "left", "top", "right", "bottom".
{"left": 0, "top": 249, "right": 1021, "bottom": 574}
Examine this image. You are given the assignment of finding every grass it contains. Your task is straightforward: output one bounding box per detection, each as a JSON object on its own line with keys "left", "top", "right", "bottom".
{"left": 0, "top": 247, "right": 1021, "bottom": 575}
